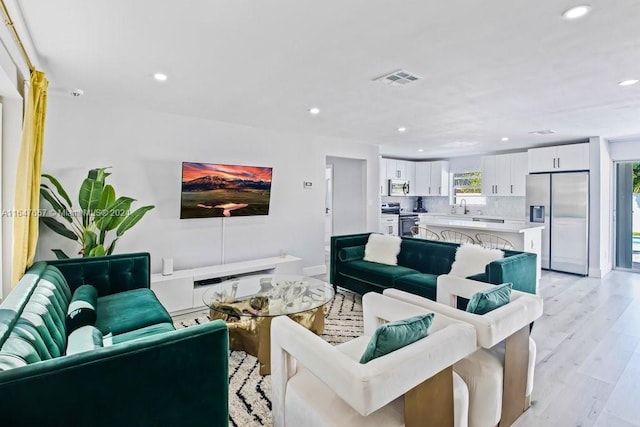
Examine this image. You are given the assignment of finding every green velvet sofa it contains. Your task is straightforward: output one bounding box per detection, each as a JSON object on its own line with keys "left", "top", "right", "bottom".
{"left": 330, "top": 233, "right": 537, "bottom": 301}
{"left": 0, "top": 253, "right": 229, "bottom": 427}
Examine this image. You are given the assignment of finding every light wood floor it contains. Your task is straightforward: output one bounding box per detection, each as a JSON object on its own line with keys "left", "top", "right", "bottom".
{"left": 513, "top": 269, "right": 640, "bottom": 427}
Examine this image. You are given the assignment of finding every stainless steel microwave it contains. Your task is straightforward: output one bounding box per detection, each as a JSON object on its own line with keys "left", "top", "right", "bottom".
{"left": 388, "top": 179, "right": 410, "bottom": 196}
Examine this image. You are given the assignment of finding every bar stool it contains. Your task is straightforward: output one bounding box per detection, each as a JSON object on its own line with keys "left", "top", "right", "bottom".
{"left": 410, "top": 226, "right": 441, "bottom": 240}
{"left": 475, "top": 233, "right": 514, "bottom": 250}
{"left": 441, "top": 230, "right": 476, "bottom": 244}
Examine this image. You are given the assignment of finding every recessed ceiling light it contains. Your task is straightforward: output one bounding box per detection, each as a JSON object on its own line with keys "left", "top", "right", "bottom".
{"left": 398, "top": 127, "right": 407, "bottom": 133}
{"left": 418, "top": 148, "right": 424, "bottom": 152}
{"left": 501, "top": 137, "right": 509, "bottom": 142}
{"left": 619, "top": 79, "right": 639, "bottom": 86}
{"left": 309, "top": 107, "right": 320, "bottom": 115}
{"left": 153, "top": 73, "right": 168, "bottom": 81}
{"left": 529, "top": 129, "right": 556, "bottom": 135}
{"left": 562, "top": 5, "right": 591, "bottom": 20}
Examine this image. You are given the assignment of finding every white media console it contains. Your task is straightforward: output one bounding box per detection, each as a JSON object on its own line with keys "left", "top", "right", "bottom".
{"left": 150, "top": 255, "right": 303, "bottom": 315}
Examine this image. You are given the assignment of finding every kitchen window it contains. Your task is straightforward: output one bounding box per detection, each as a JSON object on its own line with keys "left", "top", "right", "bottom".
{"left": 453, "top": 171, "right": 486, "bottom": 205}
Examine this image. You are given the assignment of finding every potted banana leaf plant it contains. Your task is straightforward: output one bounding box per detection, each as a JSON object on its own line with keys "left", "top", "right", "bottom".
{"left": 40, "top": 167, "right": 155, "bottom": 259}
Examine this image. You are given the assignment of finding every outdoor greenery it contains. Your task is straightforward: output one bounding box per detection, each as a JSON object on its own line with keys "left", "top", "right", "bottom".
{"left": 633, "top": 164, "right": 640, "bottom": 193}
{"left": 40, "top": 167, "right": 155, "bottom": 259}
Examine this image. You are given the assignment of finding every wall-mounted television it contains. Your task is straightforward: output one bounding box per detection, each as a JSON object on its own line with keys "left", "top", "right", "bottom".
{"left": 180, "top": 162, "right": 273, "bottom": 219}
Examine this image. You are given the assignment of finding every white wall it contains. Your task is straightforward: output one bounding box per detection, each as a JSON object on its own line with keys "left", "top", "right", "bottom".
{"left": 35, "top": 96, "right": 380, "bottom": 276}
{"left": 327, "top": 156, "right": 366, "bottom": 235}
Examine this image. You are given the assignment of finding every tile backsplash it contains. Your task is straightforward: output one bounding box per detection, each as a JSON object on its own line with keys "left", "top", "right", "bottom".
{"left": 382, "top": 196, "right": 526, "bottom": 219}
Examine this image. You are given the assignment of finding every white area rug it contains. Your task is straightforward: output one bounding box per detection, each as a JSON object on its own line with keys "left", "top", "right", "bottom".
{"left": 175, "top": 288, "right": 364, "bottom": 427}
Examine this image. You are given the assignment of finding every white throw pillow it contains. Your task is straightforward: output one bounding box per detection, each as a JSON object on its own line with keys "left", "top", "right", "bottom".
{"left": 449, "top": 242, "right": 504, "bottom": 278}
{"left": 363, "top": 233, "right": 402, "bottom": 266}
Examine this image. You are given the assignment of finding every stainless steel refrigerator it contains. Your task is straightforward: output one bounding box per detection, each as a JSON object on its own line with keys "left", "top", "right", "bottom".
{"left": 525, "top": 172, "right": 589, "bottom": 275}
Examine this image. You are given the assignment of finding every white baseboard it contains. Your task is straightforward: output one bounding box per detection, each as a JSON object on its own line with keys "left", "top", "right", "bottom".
{"left": 303, "top": 264, "right": 327, "bottom": 277}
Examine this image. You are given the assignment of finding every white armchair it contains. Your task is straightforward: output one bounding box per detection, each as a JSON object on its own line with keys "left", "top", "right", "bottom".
{"left": 270, "top": 292, "right": 478, "bottom": 427}
{"left": 384, "top": 275, "right": 543, "bottom": 427}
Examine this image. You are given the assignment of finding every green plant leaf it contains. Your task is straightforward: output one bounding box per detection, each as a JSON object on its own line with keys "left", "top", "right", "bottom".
{"left": 41, "top": 216, "right": 79, "bottom": 240}
{"left": 42, "top": 174, "right": 73, "bottom": 207}
{"left": 107, "top": 238, "right": 118, "bottom": 255}
{"left": 97, "top": 197, "right": 135, "bottom": 231}
{"left": 116, "top": 205, "right": 155, "bottom": 237}
{"left": 79, "top": 178, "right": 104, "bottom": 224}
{"left": 40, "top": 186, "right": 73, "bottom": 223}
{"left": 98, "top": 184, "right": 116, "bottom": 210}
{"left": 88, "top": 167, "right": 111, "bottom": 184}
{"left": 84, "top": 230, "right": 97, "bottom": 255}
{"left": 88, "top": 245, "right": 106, "bottom": 257}
{"left": 52, "top": 249, "right": 70, "bottom": 259}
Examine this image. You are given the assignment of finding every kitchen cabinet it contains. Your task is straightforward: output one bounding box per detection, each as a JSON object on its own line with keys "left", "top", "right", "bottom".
{"left": 528, "top": 143, "right": 589, "bottom": 173}
{"left": 414, "top": 161, "right": 450, "bottom": 196}
{"left": 382, "top": 158, "right": 416, "bottom": 195}
{"left": 380, "top": 216, "right": 399, "bottom": 235}
{"left": 482, "top": 152, "right": 527, "bottom": 196}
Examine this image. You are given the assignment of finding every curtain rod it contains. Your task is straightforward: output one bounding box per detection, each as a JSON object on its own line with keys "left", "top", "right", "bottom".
{"left": 0, "top": 0, "right": 35, "bottom": 73}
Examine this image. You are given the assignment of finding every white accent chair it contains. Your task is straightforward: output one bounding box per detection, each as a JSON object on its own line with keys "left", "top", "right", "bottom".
{"left": 271, "top": 292, "right": 478, "bottom": 427}
{"left": 384, "top": 275, "right": 543, "bottom": 427}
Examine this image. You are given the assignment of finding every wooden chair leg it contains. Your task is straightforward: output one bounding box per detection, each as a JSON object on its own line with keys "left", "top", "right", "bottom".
{"left": 499, "top": 325, "right": 530, "bottom": 426}
{"left": 405, "top": 366, "right": 454, "bottom": 427}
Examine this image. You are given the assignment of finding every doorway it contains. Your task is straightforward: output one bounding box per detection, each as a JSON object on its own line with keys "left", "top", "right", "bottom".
{"left": 325, "top": 156, "right": 366, "bottom": 237}
{"left": 614, "top": 162, "right": 640, "bottom": 271}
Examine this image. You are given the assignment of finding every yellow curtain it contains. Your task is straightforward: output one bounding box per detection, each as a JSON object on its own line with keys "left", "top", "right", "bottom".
{"left": 11, "top": 69, "right": 48, "bottom": 286}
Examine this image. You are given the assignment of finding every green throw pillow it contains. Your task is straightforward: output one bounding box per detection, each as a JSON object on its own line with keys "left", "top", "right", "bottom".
{"left": 466, "top": 283, "right": 513, "bottom": 315}
{"left": 66, "top": 284, "right": 99, "bottom": 335}
{"left": 359, "top": 313, "right": 435, "bottom": 364}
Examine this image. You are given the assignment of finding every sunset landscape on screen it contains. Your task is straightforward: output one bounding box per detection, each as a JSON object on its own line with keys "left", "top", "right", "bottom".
{"left": 180, "top": 162, "right": 273, "bottom": 219}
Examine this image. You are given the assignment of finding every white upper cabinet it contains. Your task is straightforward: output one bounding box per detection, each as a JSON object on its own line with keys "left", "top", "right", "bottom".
{"left": 482, "top": 152, "right": 527, "bottom": 196}
{"left": 430, "top": 161, "right": 450, "bottom": 196}
{"left": 528, "top": 143, "right": 589, "bottom": 173}
{"left": 414, "top": 162, "right": 430, "bottom": 196}
{"left": 404, "top": 161, "right": 416, "bottom": 195}
{"left": 414, "top": 161, "right": 449, "bottom": 196}
{"left": 510, "top": 152, "right": 527, "bottom": 196}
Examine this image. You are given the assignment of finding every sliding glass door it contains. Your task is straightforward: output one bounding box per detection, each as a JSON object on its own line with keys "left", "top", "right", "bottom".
{"left": 615, "top": 162, "right": 640, "bottom": 271}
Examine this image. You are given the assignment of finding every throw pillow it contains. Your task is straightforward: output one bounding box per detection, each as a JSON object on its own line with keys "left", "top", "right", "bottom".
{"left": 363, "top": 233, "right": 402, "bottom": 266}
{"left": 449, "top": 243, "right": 504, "bottom": 278}
{"left": 66, "top": 284, "right": 98, "bottom": 335}
{"left": 359, "top": 313, "right": 435, "bottom": 364}
{"left": 338, "top": 246, "right": 365, "bottom": 262}
{"left": 466, "top": 283, "right": 513, "bottom": 315}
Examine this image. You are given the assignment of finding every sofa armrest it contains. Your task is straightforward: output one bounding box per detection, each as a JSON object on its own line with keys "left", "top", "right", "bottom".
{"left": 47, "top": 252, "right": 151, "bottom": 296}
{"left": 330, "top": 233, "right": 371, "bottom": 286}
{"left": 0, "top": 320, "right": 229, "bottom": 427}
{"left": 486, "top": 252, "right": 537, "bottom": 295}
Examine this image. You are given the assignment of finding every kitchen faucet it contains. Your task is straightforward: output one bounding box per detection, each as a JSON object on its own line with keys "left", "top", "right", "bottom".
{"left": 459, "top": 198, "right": 469, "bottom": 215}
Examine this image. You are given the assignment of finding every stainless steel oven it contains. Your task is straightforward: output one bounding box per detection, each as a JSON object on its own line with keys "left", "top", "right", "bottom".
{"left": 399, "top": 214, "right": 419, "bottom": 237}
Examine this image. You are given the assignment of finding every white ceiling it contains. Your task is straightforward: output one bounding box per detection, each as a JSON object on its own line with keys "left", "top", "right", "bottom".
{"left": 14, "top": 0, "right": 640, "bottom": 159}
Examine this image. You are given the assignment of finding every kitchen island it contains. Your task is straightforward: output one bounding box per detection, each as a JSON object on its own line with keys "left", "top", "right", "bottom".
{"left": 418, "top": 217, "right": 544, "bottom": 288}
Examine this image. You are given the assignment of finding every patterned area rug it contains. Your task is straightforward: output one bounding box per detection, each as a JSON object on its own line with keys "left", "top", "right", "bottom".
{"left": 174, "top": 288, "right": 364, "bottom": 427}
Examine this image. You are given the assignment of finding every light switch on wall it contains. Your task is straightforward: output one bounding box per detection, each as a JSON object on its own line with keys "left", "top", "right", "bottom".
{"left": 303, "top": 181, "right": 313, "bottom": 189}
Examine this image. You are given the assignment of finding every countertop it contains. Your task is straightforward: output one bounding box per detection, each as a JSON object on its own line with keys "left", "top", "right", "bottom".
{"left": 419, "top": 217, "right": 544, "bottom": 233}
{"left": 415, "top": 212, "right": 526, "bottom": 222}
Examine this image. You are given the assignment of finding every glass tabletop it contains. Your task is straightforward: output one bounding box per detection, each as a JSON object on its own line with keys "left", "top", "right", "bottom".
{"left": 202, "top": 274, "right": 335, "bottom": 318}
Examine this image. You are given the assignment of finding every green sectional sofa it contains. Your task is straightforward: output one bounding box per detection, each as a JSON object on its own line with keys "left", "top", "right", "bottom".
{"left": 0, "top": 253, "right": 229, "bottom": 427}
{"left": 330, "top": 233, "right": 537, "bottom": 300}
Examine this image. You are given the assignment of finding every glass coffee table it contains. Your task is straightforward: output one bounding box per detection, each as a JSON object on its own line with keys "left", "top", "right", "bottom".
{"left": 202, "top": 274, "right": 335, "bottom": 375}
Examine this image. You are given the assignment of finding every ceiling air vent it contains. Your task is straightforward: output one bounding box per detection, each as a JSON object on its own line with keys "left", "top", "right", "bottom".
{"left": 528, "top": 129, "right": 557, "bottom": 135}
{"left": 374, "top": 69, "right": 422, "bottom": 86}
